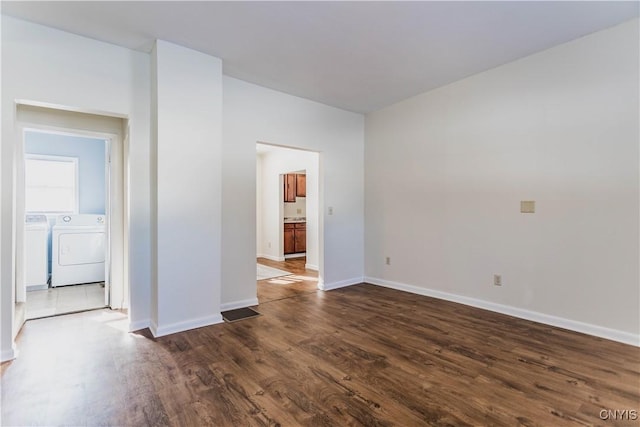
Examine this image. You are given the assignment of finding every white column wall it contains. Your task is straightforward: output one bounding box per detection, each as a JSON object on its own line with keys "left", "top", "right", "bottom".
{"left": 150, "top": 40, "right": 223, "bottom": 335}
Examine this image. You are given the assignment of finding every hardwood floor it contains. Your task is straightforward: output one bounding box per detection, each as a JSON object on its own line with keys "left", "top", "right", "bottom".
{"left": 2, "top": 283, "right": 638, "bottom": 426}
{"left": 257, "top": 257, "right": 319, "bottom": 304}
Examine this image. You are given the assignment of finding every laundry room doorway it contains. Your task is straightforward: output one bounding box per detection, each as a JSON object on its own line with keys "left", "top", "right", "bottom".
{"left": 21, "top": 130, "right": 109, "bottom": 319}
{"left": 13, "top": 103, "right": 128, "bottom": 330}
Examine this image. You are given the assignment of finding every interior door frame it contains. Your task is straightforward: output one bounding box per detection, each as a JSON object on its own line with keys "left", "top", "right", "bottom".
{"left": 256, "top": 143, "right": 322, "bottom": 279}
{"left": 13, "top": 104, "right": 128, "bottom": 335}
{"left": 17, "top": 126, "right": 116, "bottom": 306}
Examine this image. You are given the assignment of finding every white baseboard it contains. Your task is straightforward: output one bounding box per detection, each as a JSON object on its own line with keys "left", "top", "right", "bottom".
{"left": 150, "top": 313, "right": 224, "bottom": 338}
{"left": 319, "top": 277, "right": 363, "bottom": 291}
{"left": 364, "top": 276, "right": 639, "bottom": 347}
{"left": 149, "top": 319, "right": 159, "bottom": 337}
{"left": 257, "top": 254, "right": 285, "bottom": 262}
{"left": 110, "top": 301, "right": 125, "bottom": 310}
{"left": 284, "top": 253, "right": 305, "bottom": 259}
{"left": 128, "top": 318, "right": 151, "bottom": 332}
{"left": 221, "top": 298, "right": 259, "bottom": 311}
{"left": 27, "top": 284, "right": 48, "bottom": 291}
{"left": 1, "top": 347, "right": 16, "bottom": 362}
{"left": 305, "top": 263, "right": 319, "bottom": 271}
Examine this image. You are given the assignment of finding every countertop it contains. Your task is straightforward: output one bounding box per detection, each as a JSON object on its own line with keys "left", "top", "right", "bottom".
{"left": 284, "top": 217, "right": 306, "bottom": 224}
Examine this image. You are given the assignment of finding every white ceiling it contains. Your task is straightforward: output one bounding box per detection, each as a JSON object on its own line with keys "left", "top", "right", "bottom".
{"left": 2, "top": 1, "right": 638, "bottom": 113}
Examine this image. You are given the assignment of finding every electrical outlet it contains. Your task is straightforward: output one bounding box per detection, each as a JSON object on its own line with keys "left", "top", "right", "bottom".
{"left": 268, "top": 242, "right": 271, "bottom": 248}
{"left": 296, "top": 208, "right": 302, "bottom": 214}
{"left": 520, "top": 200, "right": 535, "bottom": 214}
{"left": 385, "top": 257, "right": 391, "bottom": 265}
{"left": 494, "top": 274, "right": 502, "bottom": 286}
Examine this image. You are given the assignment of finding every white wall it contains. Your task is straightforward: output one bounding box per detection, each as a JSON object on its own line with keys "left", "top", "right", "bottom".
{"left": 151, "top": 40, "right": 223, "bottom": 335}
{"left": 257, "top": 148, "right": 318, "bottom": 268}
{"left": 365, "top": 19, "right": 639, "bottom": 344}
{"left": 256, "top": 154, "right": 264, "bottom": 263}
{"left": 1, "top": 16, "right": 151, "bottom": 360}
{"left": 223, "top": 77, "right": 365, "bottom": 308}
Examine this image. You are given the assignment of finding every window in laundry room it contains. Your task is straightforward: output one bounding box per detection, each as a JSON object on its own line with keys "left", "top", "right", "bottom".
{"left": 25, "top": 154, "right": 79, "bottom": 214}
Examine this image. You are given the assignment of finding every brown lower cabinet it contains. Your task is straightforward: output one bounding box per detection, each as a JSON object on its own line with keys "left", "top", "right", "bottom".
{"left": 284, "top": 222, "right": 306, "bottom": 254}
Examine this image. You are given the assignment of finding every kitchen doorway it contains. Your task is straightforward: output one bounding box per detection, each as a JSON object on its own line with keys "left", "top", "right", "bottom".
{"left": 256, "top": 143, "right": 320, "bottom": 303}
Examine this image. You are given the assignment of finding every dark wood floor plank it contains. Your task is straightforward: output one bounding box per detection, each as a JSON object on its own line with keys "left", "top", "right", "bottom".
{"left": 2, "top": 268, "right": 638, "bottom": 426}
{"left": 257, "top": 257, "right": 319, "bottom": 304}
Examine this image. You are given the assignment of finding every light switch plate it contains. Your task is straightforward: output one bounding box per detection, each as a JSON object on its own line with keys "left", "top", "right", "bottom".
{"left": 521, "top": 200, "right": 535, "bottom": 213}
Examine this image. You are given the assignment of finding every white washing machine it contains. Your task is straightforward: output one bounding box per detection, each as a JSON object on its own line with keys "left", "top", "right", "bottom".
{"left": 52, "top": 214, "right": 106, "bottom": 287}
{"left": 25, "top": 214, "right": 49, "bottom": 291}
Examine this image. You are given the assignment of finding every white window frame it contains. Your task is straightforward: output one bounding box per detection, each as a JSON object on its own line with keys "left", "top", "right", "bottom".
{"left": 25, "top": 154, "right": 79, "bottom": 214}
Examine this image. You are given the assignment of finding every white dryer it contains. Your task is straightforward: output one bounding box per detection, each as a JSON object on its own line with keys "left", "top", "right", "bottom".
{"left": 52, "top": 214, "right": 106, "bottom": 287}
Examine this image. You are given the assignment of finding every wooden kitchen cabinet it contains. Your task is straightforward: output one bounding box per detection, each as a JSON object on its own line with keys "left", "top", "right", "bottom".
{"left": 284, "top": 173, "right": 306, "bottom": 202}
{"left": 284, "top": 174, "right": 297, "bottom": 202}
{"left": 296, "top": 174, "right": 306, "bottom": 197}
{"left": 284, "top": 223, "right": 296, "bottom": 254}
{"left": 294, "top": 223, "right": 306, "bottom": 253}
{"left": 284, "top": 222, "right": 306, "bottom": 254}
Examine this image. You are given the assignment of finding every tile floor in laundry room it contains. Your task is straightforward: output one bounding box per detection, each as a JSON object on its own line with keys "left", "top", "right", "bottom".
{"left": 26, "top": 283, "right": 106, "bottom": 319}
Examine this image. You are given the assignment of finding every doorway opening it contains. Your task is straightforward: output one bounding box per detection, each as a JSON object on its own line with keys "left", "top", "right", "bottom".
{"left": 21, "top": 130, "right": 109, "bottom": 319}
{"left": 12, "top": 103, "right": 129, "bottom": 343}
{"left": 255, "top": 143, "right": 320, "bottom": 303}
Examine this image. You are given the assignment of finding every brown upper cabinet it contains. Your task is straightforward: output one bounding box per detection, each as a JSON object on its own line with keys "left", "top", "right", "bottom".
{"left": 284, "top": 173, "right": 306, "bottom": 202}
{"left": 296, "top": 174, "right": 306, "bottom": 197}
{"left": 284, "top": 174, "right": 297, "bottom": 202}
